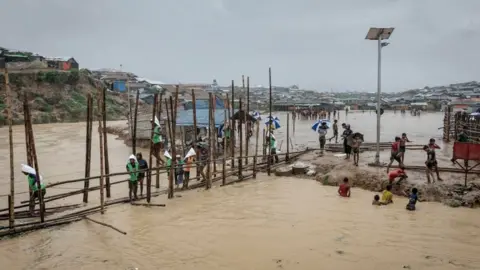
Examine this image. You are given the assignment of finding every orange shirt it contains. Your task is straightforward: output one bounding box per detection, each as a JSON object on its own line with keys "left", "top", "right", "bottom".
{"left": 184, "top": 157, "right": 194, "bottom": 172}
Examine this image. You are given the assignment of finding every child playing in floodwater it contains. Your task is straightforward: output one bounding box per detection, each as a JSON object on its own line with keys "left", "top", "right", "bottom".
{"left": 338, "top": 177, "right": 351, "bottom": 197}
{"left": 399, "top": 133, "right": 412, "bottom": 163}
{"left": 405, "top": 187, "right": 419, "bottom": 211}
{"left": 372, "top": 194, "right": 387, "bottom": 205}
{"left": 381, "top": 184, "right": 394, "bottom": 204}
{"left": 388, "top": 165, "right": 408, "bottom": 185}
{"left": 387, "top": 137, "right": 402, "bottom": 173}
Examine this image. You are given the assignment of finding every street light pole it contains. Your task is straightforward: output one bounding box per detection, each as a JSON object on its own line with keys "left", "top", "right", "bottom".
{"left": 366, "top": 27, "right": 394, "bottom": 165}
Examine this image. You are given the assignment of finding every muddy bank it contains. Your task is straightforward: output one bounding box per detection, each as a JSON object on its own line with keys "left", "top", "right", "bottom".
{"left": 274, "top": 151, "right": 480, "bottom": 208}
{"left": 105, "top": 123, "right": 152, "bottom": 149}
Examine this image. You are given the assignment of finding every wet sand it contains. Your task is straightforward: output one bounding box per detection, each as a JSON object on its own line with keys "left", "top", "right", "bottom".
{"left": 1, "top": 111, "right": 480, "bottom": 269}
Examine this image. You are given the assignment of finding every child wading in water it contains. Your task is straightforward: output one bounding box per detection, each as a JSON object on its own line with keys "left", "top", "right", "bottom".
{"left": 387, "top": 137, "right": 402, "bottom": 173}
{"left": 381, "top": 184, "right": 394, "bottom": 204}
{"left": 399, "top": 133, "right": 412, "bottom": 163}
{"left": 338, "top": 177, "right": 351, "bottom": 197}
{"left": 405, "top": 188, "right": 420, "bottom": 211}
{"left": 372, "top": 194, "right": 387, "bottom": 205}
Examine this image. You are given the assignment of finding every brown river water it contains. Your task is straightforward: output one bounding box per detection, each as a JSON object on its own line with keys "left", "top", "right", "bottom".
{"left": 1, "top": 111, "right": 480, "bottom": 270}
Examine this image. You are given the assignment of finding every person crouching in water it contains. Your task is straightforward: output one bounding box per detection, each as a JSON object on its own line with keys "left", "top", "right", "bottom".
{"left": 405, "top": 187, "right": 419, "bottom": 211}
{"left": 338, "top": 177, "right": 351, "bottom": 197}
{"left": 136, "top": 152, "right": 148, "bottom": 196}
{"left": 126, "top": 155, "right": 140, "bottom": 201}
{"left": 175, "top": 155, "right": 185, "bottom": 189}
{"left": 387, "top": 136, "right": 402, "bottom": 173}
{"left": 23, "top": 170, "right": 46, "bottom": 216}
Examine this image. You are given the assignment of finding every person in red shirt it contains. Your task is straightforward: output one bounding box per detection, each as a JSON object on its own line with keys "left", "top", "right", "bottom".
{"left": 388, "top": 165, "right": 408, "bottom": 184}
{"left": 387, "top": 137, "right": 402, "bottom": 173}
{"left": 338, "top": 177, "right": 351, "bottom": 197}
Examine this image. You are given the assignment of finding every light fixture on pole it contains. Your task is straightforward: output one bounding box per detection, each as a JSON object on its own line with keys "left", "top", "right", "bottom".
{"left": 365, "top": 27, "right": 394, "bottom": 165}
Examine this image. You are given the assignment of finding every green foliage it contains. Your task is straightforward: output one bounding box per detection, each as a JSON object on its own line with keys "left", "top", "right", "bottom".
{"left": 36, "top": 70, "right": 80, "bottom": 84}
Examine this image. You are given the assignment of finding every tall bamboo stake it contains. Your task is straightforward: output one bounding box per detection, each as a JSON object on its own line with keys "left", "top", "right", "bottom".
{"left": 262, "top": 129, "right": 266, "bottom": 160}
{"left": 97, "top": 91, "right": 105, "bottom": 214}
{"left": 156, "top": 94, "right": 163, "bottom": 188}
{"left": 230, "top": 80, "right": 235, "bottom": 168}
{"left": 286, "top": 113, "right": 290, "bottom": 161}
{"left": 23, "top": 101, "right": 32, "bottom": 166}
{"left": 212, "top": 95, "right": 217, "bottom": 177}
{"left": 24, "top": 96, "right": 45, "bottom": 222}
{"left": 168, "top": 96, "right": 176, "bottom": 198}
{"left": 222, "top": 94, "right": 228, "bottom": 185}
{"left": 83, "top": 94, "right": 93, "bottom": 203}
{"left": 147, "top": 94, "right": 158, "bottom": 203}
{"left": 253, "top": 121, "right": 260, "bottom": 178}
{"left": 3, "top": 66, "right": 15, "bottom": 227}
{"left": 132, "top": 90, "right": 140, "bottom": 154}
{"left": 206, "top": 93, "right": 213, "bottom": 189}
{"left": 238, "top": 97, "right": 243, "bottom": 180}
{"left": 246, "top": 76, "right": 250, "bottom": 165}
{"left": 242, "top": 76, "right": 245, "bottom": 166}
{"left": 102, "top": 87, "right": 111, "bottom": 198}
{"left": 191, "top": 89, "right": 198, "bottom": 180}
{"left": 267, "top": 67, "right": 273, "bottom": 176}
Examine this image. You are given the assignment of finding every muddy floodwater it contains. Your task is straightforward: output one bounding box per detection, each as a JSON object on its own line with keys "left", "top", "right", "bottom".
{"left": 1, "top": 111, "right": 479, "bottom": 270}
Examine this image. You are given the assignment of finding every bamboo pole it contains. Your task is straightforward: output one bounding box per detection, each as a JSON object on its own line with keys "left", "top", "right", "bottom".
{"left": 156, "top": 94, "right": 162, "bottom": 188}
{"left": 253, "top": 120, "right": 260, "bottom": 178}
{"left": 132, "top": 90, "right": 140, "bottom": 154}
{"left": 165, "top": 98, "right": 174, "bottom": 198}
{"left": 286, "top": 113, "right": 290, "bottom": 161}
{"left": 267, "top": 67, "right": 273, "bottom": 176}
{"left": 206, "top": 93, "right": 213, "bottom": 189}
{"left": 246, "top": 76, "right": 250, "bottom": 165}
{"left": 222, "top": 94, "right": 228, "bottom": 185}
{"left": 191, "top": 89, "right": 199, "bottom": 181}
{"left": 3, "top": 66, "right": 15, "bottom": 228}
{"left": 147, "top": 94, "right": 158, "bottom": 203}
{"left": 102, "top": 87, "right": 111, "bottom": 198}
{"left": 24, "top": 96, "right": 45, "bottom": 222}
{"left": 83, "top": 94, "right": 93, "bottom": 203}
{"left": 212, "top": 95, "right": 217, "bottom": 177}
{"left": 230, "top": 80, "right": 235, "bottom": 168}
{"left": 238, "top": 97, "right": 243, "bottom": 180}
{"left": 168, "top": 96, "right": 176, "bottom": 198}
{"left": 97, "top": 91, "right": 105, "bottom": 214}
{"left": 84, "top": 216, "right": 127, "bottom": 235}
{"left": 262, "top": 129, "right": 266, "bottom": 160}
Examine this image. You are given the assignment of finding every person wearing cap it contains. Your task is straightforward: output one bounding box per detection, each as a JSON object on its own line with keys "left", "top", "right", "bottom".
{"left": 151, "top": 119, "right": 162, "bottom": 160}
{"left": 126, "top": 155, "right": 140, "bottom": 200}
{"left": 136, "top": 152, "right": 148, "bottom": 196}
{"left": 175, "top": 155, "right": 185, "bottom": 188}
{"left": 22, "top": 168, "right": 46, "bottom": 216}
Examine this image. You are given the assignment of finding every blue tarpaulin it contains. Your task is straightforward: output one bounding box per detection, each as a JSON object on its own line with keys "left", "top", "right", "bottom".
{"left": 176, "top": 109, "right": 238, "bottom": 127}
{"left": 184, "top": 96, "right": 225, "bottom": 110}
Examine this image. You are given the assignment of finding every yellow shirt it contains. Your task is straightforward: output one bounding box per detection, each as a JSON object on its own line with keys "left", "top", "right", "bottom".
{"left": 382, "top": 190, "right": 393, "bottom": 202}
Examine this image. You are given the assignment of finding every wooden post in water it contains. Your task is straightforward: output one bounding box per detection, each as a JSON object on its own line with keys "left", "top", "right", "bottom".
{"left": 245, "top": 76, "right": 250, "bottom": 165}
{"left": 286, "top": 113, "right": 290, "bottom": 162}
{"left": 96, "top": 91, "right": 105, "bottom": 214}
{"left": 212, "top": 95, "right": 217, "bottom": 177}
{"left": 102, "top": 87, "right": 111, "bottom": 198}
{"left": 147, "top": 94, "right": 158, "bottom": 203}
{"left": 83, "top": 94, "right": 93, "bottom": 203}
{"left": 165, "top": 98, "right": 173, "bottom": 197}
{"left": 253, "top": 120, "right": 260, "bottom": 178}
{"left": 132, "top": 90, "right": 140, "bottom": 154}
{"left": 267, "top": 67, "right": 273, "bottom": 176}
{"left": 206, "top": 93, "right": 213, "bottom": 189}
{"left": 24, "top": 96, "right": 45, "bottom": 222}
{"left": 222, "top": 95, "right": 228, "bottom": 185}
{"left": 156, "top": 95, "right": 163, "bottom": 188}
{"left": 3, "top": 65, "right": 15, "bottom": 227}
{"left": 262, "top": 129, "right": 266, "bottom": 161}
{"left": 238, "top": 97, "right": 243, "bottom": 180}
{"left": 191, "top": 90, "right": 199, "bottom": 180}
{"left": 230, "top": 80, "right": 235, "bottom": 168}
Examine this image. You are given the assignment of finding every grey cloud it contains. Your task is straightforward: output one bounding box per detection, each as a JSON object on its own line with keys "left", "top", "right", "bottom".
{"left": 1, "top": 0, "right": 480, "bottom": 91}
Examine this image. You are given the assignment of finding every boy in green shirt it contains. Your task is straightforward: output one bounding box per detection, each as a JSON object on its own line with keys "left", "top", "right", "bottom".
{"left": 126, "top": 155, "right": 140, "bottom": 200}
{"left": 151, "top": 119, "right": 162, "bottom": 159}
{"left": 23, "top": 171, "right": 46, "bottom": 216}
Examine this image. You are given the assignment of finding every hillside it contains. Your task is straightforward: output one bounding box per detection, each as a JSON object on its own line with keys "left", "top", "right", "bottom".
{"left": 0, "top": 69, "right": 145, "bottom": 126}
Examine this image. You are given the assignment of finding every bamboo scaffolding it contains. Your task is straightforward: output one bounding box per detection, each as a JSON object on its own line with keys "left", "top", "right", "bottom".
{"left": 102, "top": 87, "right": 111, "bottom": 198}
{"left": 24, "top": 96, "right": 45, "bottom": 223}
{"left": 3, "top": 66, "right": 15, "bottom": 228}
{"left": 97, "top": 91, "right": 105, "bottom": 214}
{"left": 83, "top": 94, "right": 93, "bottom": 203}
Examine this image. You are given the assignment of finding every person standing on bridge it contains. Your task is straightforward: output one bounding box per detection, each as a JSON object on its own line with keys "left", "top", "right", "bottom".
{"left": 136, "top": 152, "right": 148, "bottom": 196}
{"left": 126, "top": 155, "right": 140, "bottom": 201}
{"left": 151, "top": 119, "right": 162, "bottom": 160}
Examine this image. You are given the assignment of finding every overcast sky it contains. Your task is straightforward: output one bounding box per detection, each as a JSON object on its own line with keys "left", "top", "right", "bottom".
{"left": 1, "top": 0, "right": 479, "bottom": 92}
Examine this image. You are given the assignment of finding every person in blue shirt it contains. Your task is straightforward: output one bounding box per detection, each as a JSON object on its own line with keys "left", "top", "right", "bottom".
{"left": 406, "top": 187, "right": 419, "bottom": 211}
